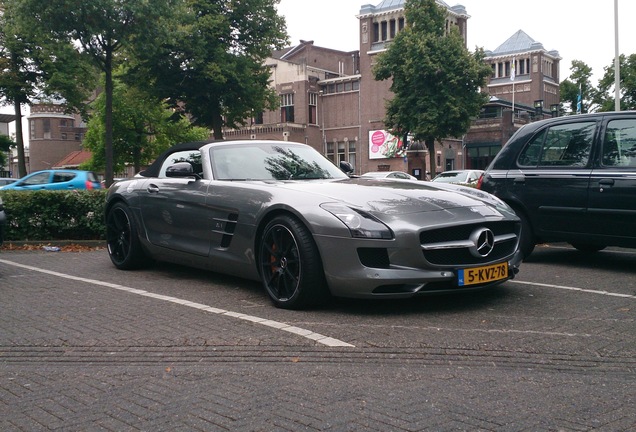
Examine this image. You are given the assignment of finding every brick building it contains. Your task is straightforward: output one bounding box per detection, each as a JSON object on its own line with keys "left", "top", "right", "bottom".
{"left": 463, "top": 30, "right": 561, "bottom": 169}
{"left": 225, "top": 1, "right": 561, "bottom": 177}
{"left": 224, "top": 0, "right": 471, "bottom": 178}
{"left": 27, "top": 101, "right": 86, "bottom": 173}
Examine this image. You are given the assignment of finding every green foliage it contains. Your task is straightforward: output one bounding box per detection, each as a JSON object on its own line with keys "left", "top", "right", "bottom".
{"left": 1, "top": 0, "right": 98, "bottom": 176}
{"left": 0, "top": 134, "right": 15, "bottom": 168}
{"left": 81, "top": 76, "right": 210, "bottom": 174}
{"left": 372, "top": 0, "right": 491, "bottom": 173}
{"left": 16, "top": 0, "right": 180, "bottom": 185}
{"left": 559, "top": 60, "right": 594, "bottom": 114}
{"left": 0, "top": 190, "right": 107, "bottom": 241}
{"left": 126, "top": 0, "right": 288, "bottom": 139}
{"left": 1, "top": 0, "right": 97, "bottom": 113}
{"left": 595, "top": 54, "right": 636, "bottom": 112}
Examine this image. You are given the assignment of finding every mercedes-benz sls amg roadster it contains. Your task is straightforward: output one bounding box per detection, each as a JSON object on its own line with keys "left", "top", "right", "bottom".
{"left": 106, "top": 140, "right": 522, "bottom": 309}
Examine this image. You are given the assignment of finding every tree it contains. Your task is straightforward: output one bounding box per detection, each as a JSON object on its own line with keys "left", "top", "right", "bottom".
{"left": 16, "top": 0, "right": 178, "bottom": 186}
{"left": 0, "top": 133, "right": 15, "bottom": 169}
{"left": 127, "top": 0, "right": 288, "bottom": 140}
{"left": 82, "top": 77, "right": 210, "bottom": 174}
{"left": 0, "top": 0, "right": 96, "bottom": 177}
{"left": 373, "top": 0, "right": 491, "bottom": 175}
{"left": 559, "top": 60, "right": 595, "bottom": 114}
{"left": 595, "top": 54, "right": 636, "bottom": 112}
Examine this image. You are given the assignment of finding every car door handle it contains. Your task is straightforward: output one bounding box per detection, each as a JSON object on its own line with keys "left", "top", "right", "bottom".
{"left": 513, "top": 177, "right": 525, "bottom": 184}
{"left": 599, "top": 178, "right": 614, "bottom": 192}
{"left": 147, "top": 184, "right": 160, "bottom": 194}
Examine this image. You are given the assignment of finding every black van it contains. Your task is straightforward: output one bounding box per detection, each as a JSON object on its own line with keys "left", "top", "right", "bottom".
{"left": 478, "top": 111, "right": 636, "bottom": 259}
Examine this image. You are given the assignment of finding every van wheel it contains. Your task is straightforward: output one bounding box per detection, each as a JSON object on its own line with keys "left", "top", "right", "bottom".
{"left": 570, "top": 243, "right": 606, "bottom": 253}
{"left": 515, "top": 209, "right": 535, "bottom": 260}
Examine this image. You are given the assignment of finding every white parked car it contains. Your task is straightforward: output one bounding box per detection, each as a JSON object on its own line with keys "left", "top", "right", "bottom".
{"left": 361, "top": 171, "right": 419, "bottom": 181}
{"left": 432, "top": 170, "right": 484, "bottom": 185}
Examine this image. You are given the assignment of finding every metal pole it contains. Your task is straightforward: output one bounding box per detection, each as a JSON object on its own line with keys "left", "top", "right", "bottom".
{"left": 615, "top": 0, "right": 621, "bottom": 111}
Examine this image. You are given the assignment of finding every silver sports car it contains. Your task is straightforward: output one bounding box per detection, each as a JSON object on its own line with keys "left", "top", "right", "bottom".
{"left": 105, "top": 140, "right": 523, "bottom": 309}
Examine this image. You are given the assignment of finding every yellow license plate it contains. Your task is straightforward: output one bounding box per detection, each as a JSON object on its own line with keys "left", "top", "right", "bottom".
{"left": 458, "top": 262, "right": 508, "bottom": 286}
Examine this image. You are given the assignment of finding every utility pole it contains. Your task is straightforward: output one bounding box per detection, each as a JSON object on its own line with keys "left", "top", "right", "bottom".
{"left": 615, "top": 0, "right": 620, "bottom": 111}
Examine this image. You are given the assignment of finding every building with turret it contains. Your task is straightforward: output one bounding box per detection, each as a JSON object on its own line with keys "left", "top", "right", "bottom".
{"left": 484, "top": 30, "right": 561, "bottom": 115}
{"left": 27, "top": 101, "right": 87, "bottom": 173}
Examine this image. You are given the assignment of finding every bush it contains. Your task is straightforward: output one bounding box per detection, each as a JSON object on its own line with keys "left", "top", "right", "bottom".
{"left": 0, "top": 190, "right": 107, "bottom": 241}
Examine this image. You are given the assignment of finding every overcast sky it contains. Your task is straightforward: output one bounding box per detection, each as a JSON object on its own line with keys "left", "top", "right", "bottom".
{"left": 277, "top": 0, "right": 636, "bottom": 85}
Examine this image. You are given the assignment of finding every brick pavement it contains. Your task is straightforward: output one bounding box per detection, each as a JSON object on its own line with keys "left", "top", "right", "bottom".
{"left": 1, "top": 250, "right": 635, "bottom": 431}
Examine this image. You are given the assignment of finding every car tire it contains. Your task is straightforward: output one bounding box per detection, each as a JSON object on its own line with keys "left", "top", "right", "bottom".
{"left": 106, "top": 202, "right": 151, "bottom": 270}
{"left": 570, "top": 243, "right": 606, "bottom": 253}
{"left": 515, "top": 208, "right": 535, "bottom": 260}
{"left": 259, "top": 215, "right": 330, "bottom": 310}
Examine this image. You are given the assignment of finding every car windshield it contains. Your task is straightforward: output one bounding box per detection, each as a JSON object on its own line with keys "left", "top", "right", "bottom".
{"left": 210, "top": 143, "right": 348, "bottom": 181}
{"left": 434, "top": 172, "right": 467, "bottom": 183}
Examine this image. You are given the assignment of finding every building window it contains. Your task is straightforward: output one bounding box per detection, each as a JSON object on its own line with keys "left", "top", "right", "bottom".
{"left": 308, "top": 93, "right": 318, "bottom": 125}
{"left": 321, "top": 80, "right": 359, "bottom": 95}
{"left": 389, "top": 19, "right": 396, "bottom": 39}
{"left": 381, "top": 21, "right": 387, "bottom": 41}
{"left": 254, "top": 111, "right": 263, "bottom": 125}
{"left": 398, "top": 18, "right": 405, "bottom": 32}
{"left": 326, "top": 141, "right": 335, "bottom": 163}
{"left": 326, "top": 140, "right": 356, "bottom": 169}
{"left": 43, "top": 119, "right": 51, "bottom": 139}
{"left": 338, "top": 141, "right": 345, "bottom": 163}
{"left": 30, "top": 120, "right": 35, "bottom": 139}
{"left": 348, "top": 140, "right": 356, "bottom": 169}
{"left": 373, "top": 22, "right": 379, "bottom": 43}
{"left": 280, "top": 93, "right": 294, "bottom": 123}
{"left": 61, "top": 133, "right": 67, "bottom": 140}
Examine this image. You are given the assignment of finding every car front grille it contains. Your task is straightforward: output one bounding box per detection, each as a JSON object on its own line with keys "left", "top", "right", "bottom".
{"left": 420, "top": 221, "right": 519, "bottom": 266}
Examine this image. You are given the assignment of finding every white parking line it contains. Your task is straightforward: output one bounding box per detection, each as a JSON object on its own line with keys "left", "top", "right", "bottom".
{"left": 509, "top": 280, "right": 636, "bottom": 299}
{"left": 0, "top": 259, "right": 355, "bottom": 348}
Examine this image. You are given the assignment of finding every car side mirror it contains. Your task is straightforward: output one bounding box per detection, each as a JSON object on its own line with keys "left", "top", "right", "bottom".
{"left": 339, "top": 161, "right": 354, "bottom": 175}
{"left": 165, "top": 162, "right": 201, "bottom": 179}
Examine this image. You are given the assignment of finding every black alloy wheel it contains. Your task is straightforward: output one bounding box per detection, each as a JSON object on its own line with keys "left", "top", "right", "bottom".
{"left": 106, "top": 202, "right": 150, "bottom": 269}
{"left": 259, "top": 215, "right": 329, "bottom": 309}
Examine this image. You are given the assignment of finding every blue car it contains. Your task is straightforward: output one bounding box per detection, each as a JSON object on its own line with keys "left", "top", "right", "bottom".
{"left": 1, "top": 169, "right": 102, "bottom": 191}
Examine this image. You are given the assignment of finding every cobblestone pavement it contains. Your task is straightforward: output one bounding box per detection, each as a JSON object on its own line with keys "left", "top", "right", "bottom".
{"left": 1, "top": 247, "right": 635, "bottom": 431}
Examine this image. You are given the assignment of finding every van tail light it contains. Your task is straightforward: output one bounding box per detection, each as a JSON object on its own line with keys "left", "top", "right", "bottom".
{"left": 86, "top": 181, "right": 94, "bottom": 190}
{"left": 476, "top": 173, "right": 484, "bottom": 190}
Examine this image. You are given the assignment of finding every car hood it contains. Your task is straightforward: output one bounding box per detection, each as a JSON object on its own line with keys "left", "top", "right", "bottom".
{"left": 272, "top": 178, "right": 510, "bottom": 216}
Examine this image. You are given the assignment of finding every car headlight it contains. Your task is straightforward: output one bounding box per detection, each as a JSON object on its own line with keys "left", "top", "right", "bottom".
{"left": 321, "top": 203, "right": 393, "bottom": 239}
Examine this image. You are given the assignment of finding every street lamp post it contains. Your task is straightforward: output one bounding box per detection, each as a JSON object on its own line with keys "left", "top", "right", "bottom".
{"left": 534, "top": 100, "right": 544, "bottom": 118}
{"left": 615, "top": 0, "right": 621, "bottom": 111}
{"left": 550, "top": 104, "right": 559, "bottom": 117}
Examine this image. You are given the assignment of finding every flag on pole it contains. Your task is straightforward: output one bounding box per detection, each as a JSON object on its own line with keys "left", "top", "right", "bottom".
{"left": 510, "top": 58, "right": 515, "bottom": 81}
{"left": 576, "top": 83, "right": 582, "bottom": 114}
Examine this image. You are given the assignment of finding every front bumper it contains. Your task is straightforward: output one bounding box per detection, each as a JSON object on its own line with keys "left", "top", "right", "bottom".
{"left": 314, "top": 216, "right": 523, "bottom": 299}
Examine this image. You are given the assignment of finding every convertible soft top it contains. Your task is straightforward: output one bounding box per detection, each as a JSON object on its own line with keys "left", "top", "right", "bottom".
{"left": 139, "top": 140, "right": 215, "bottom": 178}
